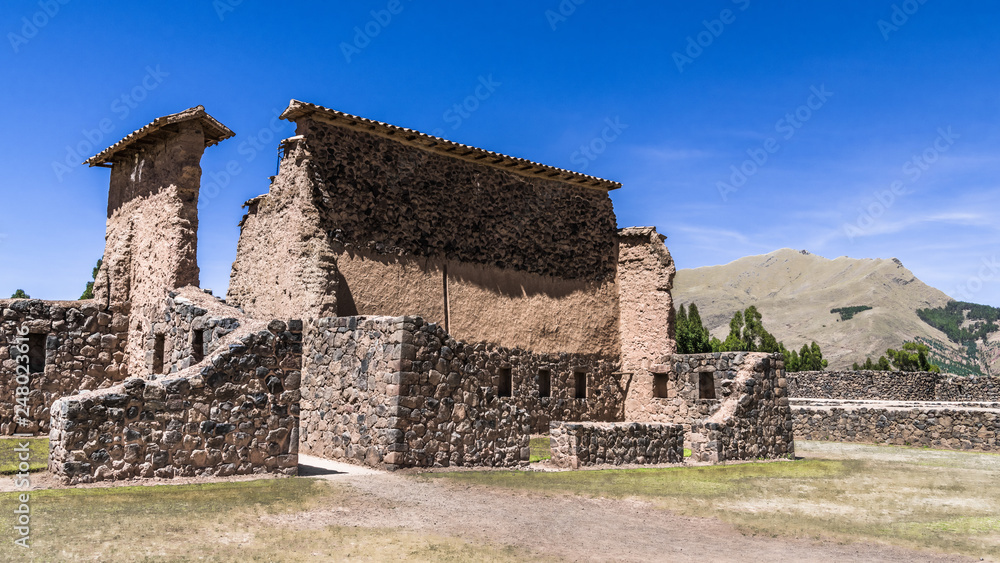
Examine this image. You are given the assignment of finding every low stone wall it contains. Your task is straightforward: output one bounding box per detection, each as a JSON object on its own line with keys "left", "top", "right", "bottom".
{"left": 788, "top": 370, "right": 1000, "bottom": 402}
{"left": 49, "top": 323, "right": 302, "bottom": 484}
{"left": 688, "top": 352, "right": 794, "bottom": 463}
{"left": 0, "top": 299, "right": 128, "bottom": 434}
{"left": 146, "top": 288, "right": 240, "bottom": 376}
{"left": 549, "top": 421, "right": 684, "bottom": 468}
{"left": 626, "top": 353, "right": 747, "bottom": 429}
{"left": 304, "top": 316, "right": 590, "bottom": 469}
{"left": 793, "top": 400, "right": 1000, "bottom": 452}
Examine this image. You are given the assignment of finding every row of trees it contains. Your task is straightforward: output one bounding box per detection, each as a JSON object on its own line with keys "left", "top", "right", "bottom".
{"left": 852, "top": 342, "right": 941, "bottom": 372}
{"left": 675, "top": 303, "right": 827, "bottom": 372}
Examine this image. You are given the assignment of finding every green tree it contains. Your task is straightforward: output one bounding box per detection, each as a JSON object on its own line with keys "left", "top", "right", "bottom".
{"left": 714, "top": 306, "right": 824, "bottom": 371}
{"left": 885, "top": 342, "right": 940, "bottom": 373}
{"left": 10, "top": 289, "right": 29, "bottom": 299}
{"left": 79, "top": 258, "right": 102, "bottom": 300}
{"left": 686, "top": 303, "right": 712, "bottom": 353}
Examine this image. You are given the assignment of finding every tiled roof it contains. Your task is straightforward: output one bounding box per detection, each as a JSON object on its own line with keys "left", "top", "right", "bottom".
{"left": 280, "top": 100, "right": 622, "bottom": 191}
{"left": 85, "top": 106, "right": 234, "bottom": 167}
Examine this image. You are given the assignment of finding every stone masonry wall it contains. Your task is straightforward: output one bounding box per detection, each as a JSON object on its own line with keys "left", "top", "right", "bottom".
{"left": 301, "top": 316, "right": 626, "bottom": 469}
{"left": 794, "top": 403, "right": 1000, "bottom": 452}
{"left": 789, "top": 370, "right": 1000, "bottom": 402}
{"left": 49, "top": 322, "right": 301, "bottom": 484}
{"left": 0, "top": 299, "right": 127, "bottom": 435}
{"left": 146, "top": 288, "right": 240, "bottom": 377}
{"left": 549, "top": 421, "right": 684, "bottom": 468}
{"left": 689, "top": 352, "right": 794, "bottom": 463}
{"left": 297, "top": 117, "right": 619, "bottom": 282}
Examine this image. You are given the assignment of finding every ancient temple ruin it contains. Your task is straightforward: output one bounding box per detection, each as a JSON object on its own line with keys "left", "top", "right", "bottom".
{"left": 0, "top": 102, "right": 794, "bottom": 483}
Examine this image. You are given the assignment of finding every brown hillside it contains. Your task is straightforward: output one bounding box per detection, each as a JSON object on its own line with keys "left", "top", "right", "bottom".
{"left": 673, "top": 248, "right": 958, "bottom": 369}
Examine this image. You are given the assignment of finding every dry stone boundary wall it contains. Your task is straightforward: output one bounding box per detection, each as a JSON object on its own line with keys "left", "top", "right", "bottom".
{"left": 788, "top": 370, "right": 1000, "bottom": 402}
{"left": 794, "top": 402, "right": 1000, "bottom": 452}
{"left": 549, "top": 421, "right": 684, "bottom": 468}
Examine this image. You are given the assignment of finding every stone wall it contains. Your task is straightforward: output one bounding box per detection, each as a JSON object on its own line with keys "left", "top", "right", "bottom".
{"left": 789, "top": 370, "right": 1000, "bottom": 402}
{"left": 146, "top": 288, "right": 240, "bottom": 376}
{"left": 626, "top": 353, "right": 747, "bottom": 429}
{"left": 0, "top": 299, "right": 127, "bottom": 434}
{"left": 48, "top": 322, "right": 301, "bottom": 484}
{"left": 296, "top": 116, "right": 618, "bottom": 282}
{"left": 793, "top": 401, "right": 1000, "bottom": 452}
{"left": 549, "top": 421, "right": 684, "bottom": 468}
{"left": 300, "top": 315, "right": 627, "bottom": 469}
{"left": 688, "top": 352, "right": 794, "bottom": 463}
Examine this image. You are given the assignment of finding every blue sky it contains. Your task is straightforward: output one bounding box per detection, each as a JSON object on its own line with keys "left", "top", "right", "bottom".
{"left": 1, "top": 1, "right": 998, "bottom": 306}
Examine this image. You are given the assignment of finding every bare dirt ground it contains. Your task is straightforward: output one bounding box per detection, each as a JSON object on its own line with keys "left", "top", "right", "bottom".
{"left": 275, "top": 458, "right": 979, "bottom": 562}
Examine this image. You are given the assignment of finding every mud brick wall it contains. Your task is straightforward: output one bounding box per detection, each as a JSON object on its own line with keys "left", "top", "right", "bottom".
{"left": 48, "top": 324, "right": 301, "bottom": 484}
{"left": 617, "top": 227, "right": 676, "bottom": 378}
{"left": 549, "top": 421, "right": 684, "bottom": 468}
{"left": 689, "top": 352, "right": 794, "bottom": 463}
{"left": 297, "top": 117, "right": 618, "bottom": 282}
{"left": 146, "top": 289, "right": 240, "bottom": 376}
{"left": 794, "top": 404, "right": 1000, "bottom": 452}
{"left": 0, "top": 299, "right": 127, "bottom": 435}
{"left": 789, "top": 371, "right": 1000, "bottom": 402}
{"left": 302, "top": 315, "right": 622, "bottom": 469}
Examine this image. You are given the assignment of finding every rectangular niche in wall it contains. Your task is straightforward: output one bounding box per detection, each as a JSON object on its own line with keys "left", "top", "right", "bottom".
{"left": 699, "top": 371, "right": 716, "bottom": 400}
{"left": 652, "top": 373, "right": 669, "bottom": 398}
{"left": 538, "top": 369, "right": 551, "bottom": 398}
{"left": 574, "top": 370, "right": 587, "bottom": 399}
{"left": 27, "top": 334, "right": 46, "bottom": 374}
{"left": 498, "top": 367, "right": 512, "bottom": 398}
{"left": 153, "top": 334, "right": 165, "bottom": 375}
{"left": 192, "top": 329, "right": 205, "bottom": 363}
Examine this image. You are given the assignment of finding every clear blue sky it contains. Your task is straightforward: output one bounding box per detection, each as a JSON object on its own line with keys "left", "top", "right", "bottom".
{"left": 2, "top": 1, "right": 999, "bottom": 306}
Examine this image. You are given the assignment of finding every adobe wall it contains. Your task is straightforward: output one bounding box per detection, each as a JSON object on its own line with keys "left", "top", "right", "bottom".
{"left": 788, "top": 370, "right": 1000, "bottom": 402}
{"left": 549, "top": 421, "right": 684, "bottom": 468}
{"left": 793, "top": 400, "right": 1000, "bottom": 452}
{"left": 617, "top": 227, "right": 676, "bottom": 375}
{"left": 0, "top": 299, "right": 127, "bottom": 434}
{"left": 689, "top": 352, "right": 794, "bottom": 463}
{"left": 300, "top": 315, "right": 626, "bottom": 469}
{"left": 49, "top": 323, "right": 302, "bottom": 484}
{"left": 228, "top": 119, "right": 622, "bottom": 356}
{"left": 93, "top": 121, "right": 208, "bottom": 378}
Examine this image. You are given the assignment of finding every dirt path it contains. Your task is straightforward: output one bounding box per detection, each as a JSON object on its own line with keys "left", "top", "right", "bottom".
{"left": 273, "top": 471, "right": 976, "bottom": 562}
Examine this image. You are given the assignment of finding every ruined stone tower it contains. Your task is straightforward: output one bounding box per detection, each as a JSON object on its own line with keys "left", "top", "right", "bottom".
{"left": 84, "top": 106, "right": 234, "bottom": 376}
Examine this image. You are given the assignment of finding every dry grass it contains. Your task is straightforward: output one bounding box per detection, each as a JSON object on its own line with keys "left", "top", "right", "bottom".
{"left": 0, "top": 478, "right": 534, "bottom": 562}
{"left": 426, "top": 441, "right": 1000, "bottom": 560}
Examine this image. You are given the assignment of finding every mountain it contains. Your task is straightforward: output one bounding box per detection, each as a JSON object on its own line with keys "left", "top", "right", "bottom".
{"left": 672, "top": 248, "right": 995, "bottom": 373}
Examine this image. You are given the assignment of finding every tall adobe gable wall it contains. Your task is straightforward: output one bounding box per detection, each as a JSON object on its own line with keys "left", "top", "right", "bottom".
{"left": 229, "top": 107, "right": 622, "bottom": 358}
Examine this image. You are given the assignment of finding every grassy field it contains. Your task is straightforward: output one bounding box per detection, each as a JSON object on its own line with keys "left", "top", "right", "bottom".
{"left": 0, "top": 478, "right": 533, "bottom": 562}
{"left": 0, "top": 438, "right": 48, "bottom": 474}
{"left": 427, "top": 441, "right": 1000, "bottom": 559}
